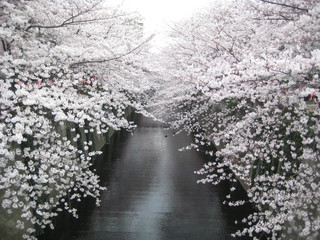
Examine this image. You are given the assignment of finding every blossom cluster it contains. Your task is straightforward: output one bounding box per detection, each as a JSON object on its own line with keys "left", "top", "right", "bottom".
{"left": 149, "top": 0, "right": 320, "bottom": 239}
{"left": 0, "top": 0, "right": 152, "bottom": 239}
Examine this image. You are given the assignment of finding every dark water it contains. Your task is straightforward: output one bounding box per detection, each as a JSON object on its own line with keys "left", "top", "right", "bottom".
{"left": 38, "top": 114, "right": 253, "bottom": 240}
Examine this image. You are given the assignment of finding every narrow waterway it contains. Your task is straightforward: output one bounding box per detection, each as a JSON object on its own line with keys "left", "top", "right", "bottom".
{"left": 39, "top": 114, "right": 253, "bottom": 240}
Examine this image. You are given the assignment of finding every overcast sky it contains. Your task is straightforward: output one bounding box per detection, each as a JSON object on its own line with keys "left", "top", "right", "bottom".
{"left": 108, "top": 0, "right": 212, "bottom": 50}
{"left": 119, "top": 0, "right": 211, "bottom": 32}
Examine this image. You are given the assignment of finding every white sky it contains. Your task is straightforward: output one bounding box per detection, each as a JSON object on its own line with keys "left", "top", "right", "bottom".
{"left": 107, "top": 0, "right": 212, "bottom": 50}
{"left": 118, "top": 0, "right": 211, "bottom": 32}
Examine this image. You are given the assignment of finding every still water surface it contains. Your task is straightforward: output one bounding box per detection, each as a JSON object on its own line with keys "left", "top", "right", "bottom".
{"left": 39, "top": 115, "right": 252, "bottom": 240}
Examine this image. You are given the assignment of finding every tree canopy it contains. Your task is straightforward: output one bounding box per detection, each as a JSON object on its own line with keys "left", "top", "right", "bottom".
{"left": 149, "top": 0, "right": 320, "bottom": 239}
{"left": 0, "top": 0, "right": 153, "bottom": 239}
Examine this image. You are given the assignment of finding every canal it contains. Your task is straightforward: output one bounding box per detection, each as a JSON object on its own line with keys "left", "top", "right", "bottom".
{"left": 38, "top": 114, "right": 253, "bottom": 240}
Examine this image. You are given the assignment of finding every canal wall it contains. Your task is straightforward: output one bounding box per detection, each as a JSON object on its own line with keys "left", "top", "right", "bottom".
{"left": 0, "top": 107, "right": 133, "bottom": 240}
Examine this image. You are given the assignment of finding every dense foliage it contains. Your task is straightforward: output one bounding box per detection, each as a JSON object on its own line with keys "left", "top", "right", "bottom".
{"left": 0, "top": 0, "right": 152, "bottom": 239}
{"left": 149, "top": 0, "right": 320, "bottom": 239}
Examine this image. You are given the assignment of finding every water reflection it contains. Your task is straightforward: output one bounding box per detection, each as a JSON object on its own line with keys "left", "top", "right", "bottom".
{"left": 38, "top": 114, "right": 253, "bottom": 240}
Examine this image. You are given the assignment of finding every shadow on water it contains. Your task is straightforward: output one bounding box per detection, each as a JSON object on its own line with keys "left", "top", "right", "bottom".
{"left": 38, "top": 114, "right": 262, "bottom": 240}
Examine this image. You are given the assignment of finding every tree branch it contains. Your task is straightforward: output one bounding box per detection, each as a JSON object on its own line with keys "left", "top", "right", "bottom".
{"left": 26, "top": 1, "right": 126, "bottom": 31}
{"left": 257, "top": 0, "right": 309, "bottom": 12}
{"left": 69, "top": 35, "right": 154, "bottom": 68}
{"left": 26, "top": 16, "right": 121, "bottom": 31}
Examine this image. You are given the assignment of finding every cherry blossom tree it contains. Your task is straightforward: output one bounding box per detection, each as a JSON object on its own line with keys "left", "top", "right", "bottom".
{"left": 0, "top": 0, "right": 153, "bottom": 239}
{"left": 150, "top": 0, "right": 320, "bottom": 239}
